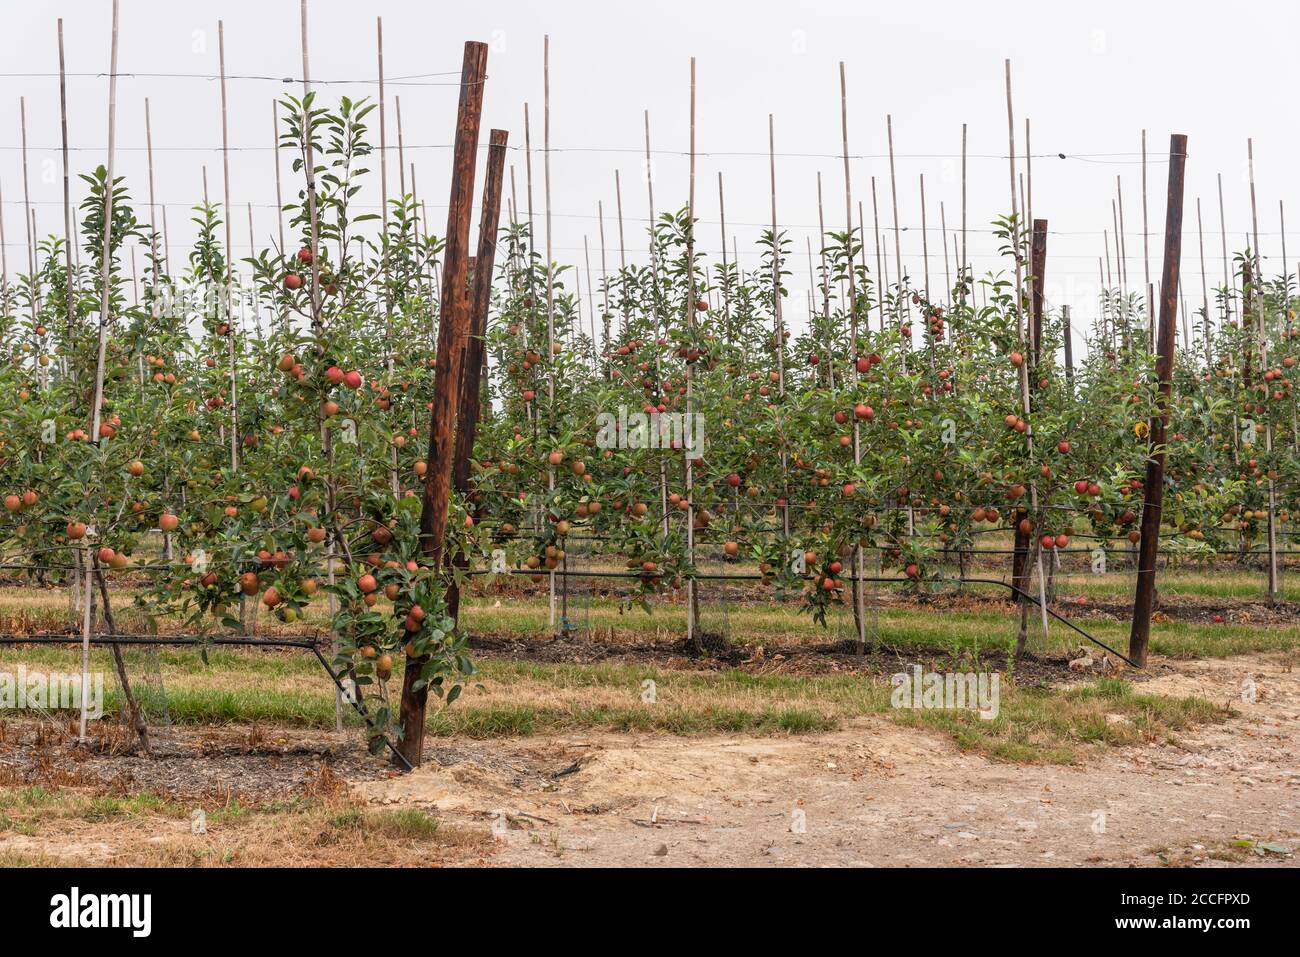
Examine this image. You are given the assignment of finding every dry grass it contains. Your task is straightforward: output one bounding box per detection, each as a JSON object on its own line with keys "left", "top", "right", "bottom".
{"left": 0, "top": 778, "right": 491, "bottom": 867}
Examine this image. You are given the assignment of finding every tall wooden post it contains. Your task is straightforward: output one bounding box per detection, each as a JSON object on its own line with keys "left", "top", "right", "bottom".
{"left": 1129, "top": 134, "right": 1189, "bottom": 668}
{"left": 1061, "top": 304, "right": 1074, "bottom": 390}
{"left": 396, "top": 40, "right": 488, "bottom": 768}
{"left": 447, "top": 128, "right": 509, "bottom": 622}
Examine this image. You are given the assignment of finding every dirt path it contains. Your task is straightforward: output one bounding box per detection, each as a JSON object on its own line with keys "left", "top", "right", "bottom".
{"left": 356, "top": 653, "right": 1300, "bottom": 867}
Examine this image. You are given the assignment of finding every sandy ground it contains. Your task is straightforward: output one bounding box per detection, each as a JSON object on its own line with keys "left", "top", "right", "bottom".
{"left": 1, "top": 652, "right": 1295, "bottom": 867}
{"left": 355, "top": 653, "right": 1300, "bottom": 867}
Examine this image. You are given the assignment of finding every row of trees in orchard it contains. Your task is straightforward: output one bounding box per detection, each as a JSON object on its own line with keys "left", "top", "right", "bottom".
{"left": 0, "top": 73, "right": 1294, "bottom": 762}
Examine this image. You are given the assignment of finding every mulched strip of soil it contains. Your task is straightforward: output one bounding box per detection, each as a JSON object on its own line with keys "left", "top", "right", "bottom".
{"left": 0, "top": 722, "right": 385, "bottom": 803}
{"left": 465, "top": 631, "right": 1156, "bottom": 684}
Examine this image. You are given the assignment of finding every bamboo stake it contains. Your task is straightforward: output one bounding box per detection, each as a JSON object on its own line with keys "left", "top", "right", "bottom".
{"left": 396, "top": 95, "right": 406, "bottom": 198}
{"left": 1246, "top": 139, "right": 1279, "bottom": 602}
{"left": 218, "top": 20, "right": 237, "bottom": 471}
{"left": 1197, "top": 197, "right": 1210, "bottom": 361}
{"left": 273, "top": 101, "right": 285, "bottom": 254}
{"left": 685, "top": 56, "right": 699, "bottom": 649}
{"left": 376, "top": 17, "right": 389, "bottom": 237}
{"left": 1217, "top": 172, "right": 1229, "bottom": 308}
{"left": 887, "top": 114, "right": 904, "bottom": 345}
{"left": 961, "top": 122, "right": 968, "bottom": 286}
{"left": 1025, "top": 118, "right": 1033, "bottom": 250}
{"left": 84, "top": 0, "right": 121, "bottom": 742}
{"left": 839, "top": 61, "right": 867, "bottom": 655}
{"left": 300, "top": 2, "right": 322, "bottom": 328}
{"left": 872, "top": 176, "right": 885, "bottom": 331}
{"left": 20, "top": 98, "right": 35, "bottom": 288}
{"left": 376, "top": 16, "right": 398, "bottom": 494}
{"left": 583, "top": 234, "right": 595, "bottom": 343}
{"left": 1117, "top": 176, "right": 1129, "bottom": 296}
{"left": 145, "top": 101, "right": 158, "bottom": 270}
{"left": 816, "top": 172, "right": 831, "bottom": 388}
{"left": 1005, "top": 60, "right": 1049, "bottom": 651}
{"left": 769, "top": 114, "right": 784, "bottom": 398}
{"left": 1142, "top": 129, "right": 1153, "bottom": 323}
{"left": 718, "top": 172, "right": 729, "bottom": 345}
{"left": 615, "top": 170, "right": 626, "bottom": 271}
{"left": 644, "top": 110, "right": 669, "bottom": 542}
{"left": 524, "top": 104, "right": 535, "bottom": 261}
{"left": 919, "top": 174, "right": 930, "bottom": 300}
{"left": 0, "top": 178, "right": 7, "bottom": 314}
{"left": 598, "top": 199, "right": 610, "bottom": 370}
{"left": 543, "top": 37, "right": 559, "bottom": 631}
{"left": 1104, "top": 229, "right": 1112, "bottom": 289}
{"left": 59, "top": 20, "right": 76, "bottom": 352}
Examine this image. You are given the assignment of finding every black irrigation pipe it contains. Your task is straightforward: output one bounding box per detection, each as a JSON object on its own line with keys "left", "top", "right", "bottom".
{"left": 469, "top": 568, "right": 1139, "bottom": 667}
{"left": 0, "top": 632, "right": 413, "bottom": 771}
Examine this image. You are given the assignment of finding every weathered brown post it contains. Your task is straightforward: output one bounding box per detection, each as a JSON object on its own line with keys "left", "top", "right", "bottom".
{"left": 396, "top": 40, "right": 488, "bottom": 768}
{"left": 447, "top": 129, "right": 509, "bottom": 622}
{"left": 1012, "top": 219, "right": 1048, "bottom": 655}
{"left": 1061, "top": 304, "right": 1074, "bottom": 391}
{"left": 1129, "top": 134, "right": 1189, "bottom": 668}
{"left": 1029, "top": 220, "right": 1047, "bottom": 360}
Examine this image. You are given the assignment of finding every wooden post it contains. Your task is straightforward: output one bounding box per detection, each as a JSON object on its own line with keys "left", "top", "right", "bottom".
{"left": 1030, "top": 221, "right": 1047, "bottom": 361}
{"left": 1061, "top": 304, "right": 1074, "bottom": 389}
{"left": 397, "top": 40, "right": 488, "bottom": 768}
{"left": 1129, "top": 134, "right": 1189, "bottom": 668}
{"left": 447, "top": 129, "right": 508, "bottom": 621}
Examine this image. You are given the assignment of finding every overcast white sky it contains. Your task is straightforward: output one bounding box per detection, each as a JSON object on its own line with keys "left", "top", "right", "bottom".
{"left": 1, "top": 0, "right": 1296, "bottom": 353}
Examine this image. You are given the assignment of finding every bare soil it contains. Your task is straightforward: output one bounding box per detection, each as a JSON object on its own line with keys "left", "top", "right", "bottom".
{"left": 361, "top": 650, "right": 1299, "bottom": 867}
{"left": 1, "top": 652, "right": 1295, "bottom": 867}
